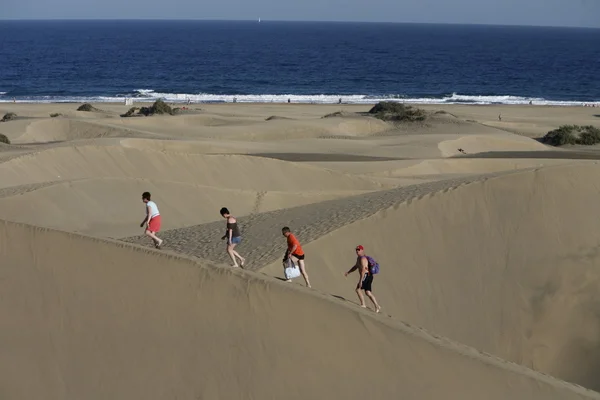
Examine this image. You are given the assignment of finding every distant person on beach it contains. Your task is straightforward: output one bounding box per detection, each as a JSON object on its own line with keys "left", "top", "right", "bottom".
{"left": 282, "top": 227, "right": 311, "bottom": 287}
{"left": 140, "top": 192, "right": 163, "bottom": 249}
{"left": 345, "top": 245, "right": 381, "bottom": 313}
{"left": 220, "top": 207, "right": 245, "bottom": 268}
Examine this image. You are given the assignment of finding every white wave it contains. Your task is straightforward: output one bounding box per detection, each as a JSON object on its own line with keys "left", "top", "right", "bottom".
{"left": 129, "top": 90, "right": 600, "bottom": 106}
{"left": 133, "top": 89, "right": 370, "bottom": 104}
{"left": 0, "top": 90, "right": 598, "bottom": 107}
{"left": 404, "top": 93, "right": 598, "bottom": 106}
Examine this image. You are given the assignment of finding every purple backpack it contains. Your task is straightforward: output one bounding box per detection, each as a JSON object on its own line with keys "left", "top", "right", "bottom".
{"left": 365, "top": 256, "right": 380, "bottom": 274}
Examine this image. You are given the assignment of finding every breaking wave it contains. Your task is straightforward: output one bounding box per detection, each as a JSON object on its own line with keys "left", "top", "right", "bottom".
{"left": 0, "top": 90, "right": 598, "bottom": 106}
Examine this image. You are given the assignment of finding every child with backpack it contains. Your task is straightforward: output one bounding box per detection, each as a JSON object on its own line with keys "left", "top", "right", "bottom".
{"left": 344, "top": 245, "right": 381, "bottom": 313}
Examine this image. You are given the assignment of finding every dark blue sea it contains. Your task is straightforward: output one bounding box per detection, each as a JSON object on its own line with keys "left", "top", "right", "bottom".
{"left": 1, "top": 20, "right": 599, "bottom": 105}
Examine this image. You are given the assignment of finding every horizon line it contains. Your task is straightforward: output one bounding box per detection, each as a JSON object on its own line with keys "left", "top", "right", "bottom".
{"left": 0, "top": 18, "right": 598, "bottom": 30}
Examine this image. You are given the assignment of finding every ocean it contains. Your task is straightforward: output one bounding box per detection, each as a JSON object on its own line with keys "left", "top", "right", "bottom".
{"left": 0, "top": 20, "right": 599, "bottom": 105}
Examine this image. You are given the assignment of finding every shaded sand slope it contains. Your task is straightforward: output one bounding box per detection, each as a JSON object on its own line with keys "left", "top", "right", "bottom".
{"left": 260, "top": 162, "right": 600, "bottom": 390}
{"left": 0, "top": 118, "right": 153, "bottom": 144}
{"left": 0, "top": 178, "right": 366, "bottom": 237}
{"left": 16, "top": 119, "right": 148, "bottom": 143}
{"left": 1, "top": 220, "right": 598, "bottom": 400}
{"left": 0, "top": 145, "right": 382, "bottom": 191}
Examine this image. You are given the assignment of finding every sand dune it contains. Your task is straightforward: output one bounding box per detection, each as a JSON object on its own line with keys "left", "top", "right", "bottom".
{"left": 260, "top": 162, "right": 600, "bottom": 390}
{"left": 0, "top": 145, "right": 383, "bottom": 191}
{"left": 1, "top": 220, "right": 598, "bottom": 400}
{"left": 3, "top": 102, "right": 600, "bottom": 398}
{"left": 2, "top": 109, "right": 392, "bottom": 145}
{"left": 121, "top": 135, "right": 453, "bottom": 160}
{"left": 417, "top": 103, "right": 600, "bottom": 139}
{"left": 16, "top": 118, "right": 144, "bottom": 143}
{"left": 0, "top": 177, "right": 366, "bottom": 237}
{"left": 115, "top": 112, "right": 392, "bottom": 140}
{"left": 438, "top": 133, "right": 550, "bottom": 156}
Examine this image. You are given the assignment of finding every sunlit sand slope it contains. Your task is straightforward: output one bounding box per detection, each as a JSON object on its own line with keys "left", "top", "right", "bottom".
{"left": 261, "top": 162, "right": 600, "bottom": 390}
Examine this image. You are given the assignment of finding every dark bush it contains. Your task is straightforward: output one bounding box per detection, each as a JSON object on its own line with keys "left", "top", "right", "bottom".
{"left": 1, "top": 112, "right": 17, "bottom": 122}
{"left": 578, "top": 126, "right": 600, "bottom": 145}
{"left": 541, "top": 125, "right": 600, "bottom": 146}
{"left": 0, "top": 133, "right": 10, "bottom": 144}
{"left": 77, "top": 103, "right": 99, "bottom": 112}
{"left": 138, "top": 99, "right": 174, "bottom": 116}
{"left": 369, "top": 102, "right": 406, "bottom": 114}
{"left": 368, "top": 101, "right": 426, "bottom": 122}
{"left": 50, "top": 113, "right": 62, "bottom": 118}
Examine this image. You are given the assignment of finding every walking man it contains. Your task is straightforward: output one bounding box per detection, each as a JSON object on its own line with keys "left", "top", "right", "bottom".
{"left": 140, "top": 191, "right": 163, "bottom": 249}
{"left": 282, "top": 227, "right": 311, "bottom": 288}
{"left": 345, "top": 245, "right": 381, "bottom": 313}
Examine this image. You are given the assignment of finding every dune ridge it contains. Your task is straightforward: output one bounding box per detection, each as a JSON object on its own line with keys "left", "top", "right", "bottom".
{"left": 122, "top": 168, "right": 522, "bottom": 268}
{"left": 0, "top": 177, "right": 368, "bottom": 237}
{"left": 0, "top": 145, "right": 383, "bottom": 191}
{"left": 1, "top": 219, "right": 599, "bottom": 400}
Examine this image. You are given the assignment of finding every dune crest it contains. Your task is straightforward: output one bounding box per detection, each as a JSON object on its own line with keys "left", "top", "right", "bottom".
{"left": 0, "top": 177, "right": 367, "bottom": 237}
{"left": 0, "top": 145, "right": 383, "bottom": 191}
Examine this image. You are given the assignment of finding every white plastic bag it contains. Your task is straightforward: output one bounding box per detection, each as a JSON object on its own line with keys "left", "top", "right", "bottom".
{"left": 283, "top": 258, "right": 301, "bottom": 280}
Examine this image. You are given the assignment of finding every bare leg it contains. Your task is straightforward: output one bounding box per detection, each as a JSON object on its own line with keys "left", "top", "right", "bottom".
{"left": 230, "top": 243, "right": 245, "bottom": 267}
{"left": 294, "top": 257, "right": 311, "bottom": 288}
{"left": 356, "top": 288, "right": 366, "bottom": 308}
{"left": 365, "top": 290, "right": 381, "bottom": 313}
{"left": 145, "top": 230, "right": 163, "bottom": 248}
{"left": 226, "top": 244, "right": 239, "bottom": 267}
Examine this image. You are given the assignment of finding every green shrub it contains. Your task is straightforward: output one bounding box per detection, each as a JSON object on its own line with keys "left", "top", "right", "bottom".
{"left": 578, "top": 126, "right": 600, "bottom": 145}
{"left": 138, "top": 99, "right": 174, "bottom": 116}
{"left": 77, "top": 103, "right": 99, "bottom": 112}
{"left": 368, "top": 101, "right": 426, "bottom": 122}
{"left": 50, "top": 113, "right": 62, "bottom": 118}
{"left": 0, "top": 133, "right": 10, "bottom": 144}
{"left": 1, "top": 112, "right": 17, "bottom": 122}
{"left": 541, "top": 125, "right": 600, "bottom": 146}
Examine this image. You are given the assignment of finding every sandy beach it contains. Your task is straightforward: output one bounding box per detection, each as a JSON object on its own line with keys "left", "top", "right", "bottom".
{"left": 2, "top": 100, "right": 600, "bottom": 399}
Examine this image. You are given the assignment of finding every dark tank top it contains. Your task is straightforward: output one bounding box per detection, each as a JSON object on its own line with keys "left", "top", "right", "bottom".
{"left": 227, "top": 220, "right": 241, "bottom": 237}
